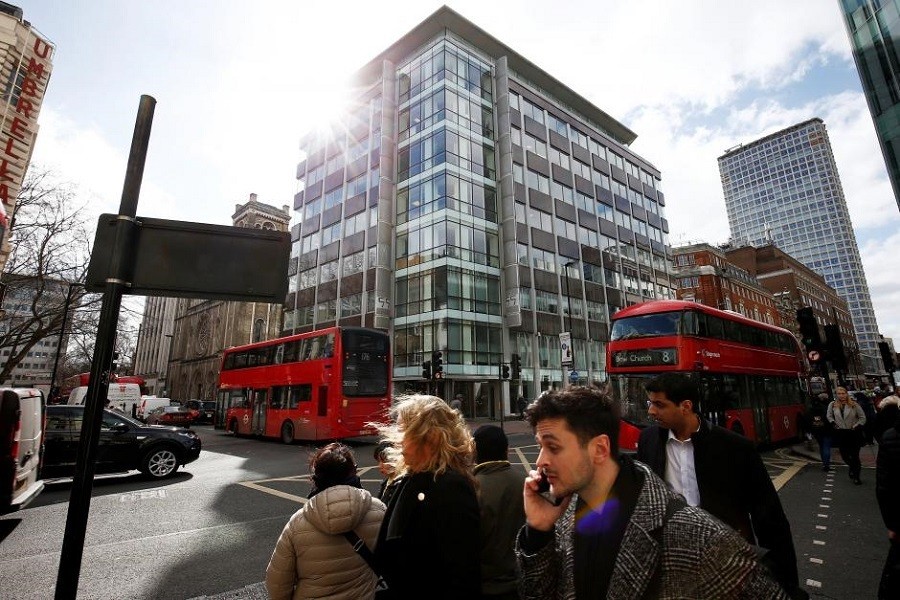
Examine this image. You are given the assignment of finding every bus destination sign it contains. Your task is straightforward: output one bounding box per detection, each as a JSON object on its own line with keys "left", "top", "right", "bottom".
{"left": 612, "top": 348, "right": 678, "bottom": 367}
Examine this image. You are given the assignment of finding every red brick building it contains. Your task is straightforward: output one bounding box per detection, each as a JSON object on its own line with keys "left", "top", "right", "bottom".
{"left": 725, "top": 243, "right": 862, "bottom": 381}
{"left": 671, "top": 243, "right": 779, "bottom": 325}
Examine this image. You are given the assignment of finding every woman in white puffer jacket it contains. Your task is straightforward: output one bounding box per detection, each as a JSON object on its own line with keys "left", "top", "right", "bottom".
{"left": 266, "top": 443, "right": 386, "bottom": 600}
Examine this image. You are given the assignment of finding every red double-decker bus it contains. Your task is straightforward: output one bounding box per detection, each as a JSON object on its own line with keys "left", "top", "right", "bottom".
{"left": 217, "top": 327, "right": 391, "bottom": 442}
{"left": 607, "top": 300, "right": 807, "bottom": 450}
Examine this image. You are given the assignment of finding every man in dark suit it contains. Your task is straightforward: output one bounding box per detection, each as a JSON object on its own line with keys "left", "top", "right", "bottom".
{"left": 636, "top": 373, "right": 801, "bottom": 598}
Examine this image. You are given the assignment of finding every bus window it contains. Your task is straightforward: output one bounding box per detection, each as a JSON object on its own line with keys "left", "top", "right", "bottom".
{"left": 284, "top": 384, "right": 312, "bottom": 409}
{"left": 609, "top": 311, "right": 681, "bottom": 340}
{"left": 682, "top": 311, "right": 699, "bottom": 336}
{"left": 707, "top": 315, "right": 725, "bottom": 339}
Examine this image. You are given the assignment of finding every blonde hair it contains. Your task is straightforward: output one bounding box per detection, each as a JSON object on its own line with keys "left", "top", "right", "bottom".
{"left": 375, "top": 394, "right": 475, "bottom": 482}
{"left": 836, "top": 387, "right": 858, "bottom": 407}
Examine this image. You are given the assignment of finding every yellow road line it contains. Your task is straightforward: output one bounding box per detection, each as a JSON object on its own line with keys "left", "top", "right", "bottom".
{"left": 771, "top": 462, "right": 805, "bottom": 491}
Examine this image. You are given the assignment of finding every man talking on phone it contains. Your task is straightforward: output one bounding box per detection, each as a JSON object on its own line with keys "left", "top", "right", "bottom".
{"left": 515, "top": 385, "right": 787, "bottom": 599}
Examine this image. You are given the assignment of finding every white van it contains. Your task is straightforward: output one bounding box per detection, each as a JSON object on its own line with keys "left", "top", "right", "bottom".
{"left": 137, "top": 396, "right": 172, "bottom": 421}
{"left": 68, "top": 383, "right": 143, "bottom": 417}
{"left": 0, "top": 388, "right": 45, "bottom": 513}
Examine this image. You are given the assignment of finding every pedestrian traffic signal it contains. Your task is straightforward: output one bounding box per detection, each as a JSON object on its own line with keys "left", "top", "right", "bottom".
{"left": 879, "top": 341, "right": 897, "bottom": 373}
{"left": 500, "top": 363, "right": 510, "bottom": 379}
{"left": 796, "top": 307, "right": 822, "bottom": 352}
{"left": 422, "top": 360, "right": 432, "bottom": 380}
{"left": 511, "top": 353, "right": 522, "bottom": 380}
{"left": 432, "top": 351, "right": 443, "bottom": 379}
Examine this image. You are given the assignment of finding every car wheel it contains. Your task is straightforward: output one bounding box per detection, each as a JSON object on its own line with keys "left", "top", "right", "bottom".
{"left": 140, "top": 447, "right": 180, "bottom": 479}
{"left": 228, "top": 419, "right": 239, "bottom": 437}
{"left": 281, "top": 421, "right": 295, "bottom": 445}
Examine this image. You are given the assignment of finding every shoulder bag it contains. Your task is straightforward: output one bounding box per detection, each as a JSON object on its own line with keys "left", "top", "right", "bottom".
{"left": 343, "top": 530, "right": 391, "bottom": 598}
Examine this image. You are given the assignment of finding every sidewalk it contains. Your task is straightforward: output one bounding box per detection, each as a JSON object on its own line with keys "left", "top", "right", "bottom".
{"left": 465, "top": 415, "right": 532, "bottom": 436}
{"left": 789, "top": 437, "right": 878, "bottom": 468}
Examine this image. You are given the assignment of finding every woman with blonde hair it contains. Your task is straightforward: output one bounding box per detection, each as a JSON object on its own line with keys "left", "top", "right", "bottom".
{"left": 373, "top": 394, "right": 480, "bottom": 599}
{"left": 828, "top": 386, "right": 867, "bottom": 485}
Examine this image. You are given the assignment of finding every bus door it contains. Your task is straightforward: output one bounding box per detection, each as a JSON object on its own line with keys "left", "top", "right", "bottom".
{"left": 251, "top": 389, "right": 267, "bottom": 435}
{"left": 316, "top": 386, "right": 328, "bottom": 438}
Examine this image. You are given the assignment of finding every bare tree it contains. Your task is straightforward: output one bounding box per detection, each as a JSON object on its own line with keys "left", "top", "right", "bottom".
{"left": 0, "top": 167, "right": 94, "bottom": 384}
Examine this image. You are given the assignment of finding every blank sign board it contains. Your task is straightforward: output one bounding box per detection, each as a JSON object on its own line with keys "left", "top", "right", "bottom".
{"left": 86, "top": 214, "right": 290, "bottom": 303}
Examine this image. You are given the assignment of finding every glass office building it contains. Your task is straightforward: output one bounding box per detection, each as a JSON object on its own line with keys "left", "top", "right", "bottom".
{"left": 284, "top": 7, "right": 674, "bottom": 415}
{"left": 840, "top": 0, "right": 900, "bottom": 211}
{"left": 719, "top": 119, "right": 881, "bottom": 370}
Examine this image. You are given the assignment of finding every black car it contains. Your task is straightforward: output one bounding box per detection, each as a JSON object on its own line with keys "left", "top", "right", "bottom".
{"left": 184, "top": 400, "right": 216, "bottom": 425}
{"left": 43, "top": 406, "right": 202, "bottom": 480}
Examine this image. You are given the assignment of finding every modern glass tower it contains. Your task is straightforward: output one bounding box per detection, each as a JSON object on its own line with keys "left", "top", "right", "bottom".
{"left": 285, "top": 6, "right": 674, "bottom": 415}
{"left": 719, "top": 118, "right": 882, "bottom": 370}
{"left": 839, "top": 0, "right": 900, "bottom": 211}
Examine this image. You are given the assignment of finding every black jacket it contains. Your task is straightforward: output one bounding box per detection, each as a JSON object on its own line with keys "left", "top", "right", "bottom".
{"left": 636, "top": 420, "right": 799, "bottom": 592}
{"left": 374, "top": 469, "right": 481, "bottom": 599}
{"left": 877, "top": 415, "right": 900, "bottom": 533}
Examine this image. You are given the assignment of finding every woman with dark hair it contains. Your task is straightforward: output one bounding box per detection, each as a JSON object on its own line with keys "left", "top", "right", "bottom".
{"left": 265, "top": 443, "right": 385, "bottom": 600}
{"left": 373, "top": 394, "right": 481, "bottom": 599}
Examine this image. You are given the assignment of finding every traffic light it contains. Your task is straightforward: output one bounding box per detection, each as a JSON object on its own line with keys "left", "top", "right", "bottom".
{"left": 879, "top": 341, "right": 897, "bottom": 373}
{"left": 432, "top": 351, "right": 443, "bottom": 379}
{"left": 421, "top": 360, "right": 432, "bottom": 380}
{"left": 500, "top": 363, "right": 510, "bottom": 379}
{"left": 823, "top": 324, "right": 847, "bottom": 371}
{"left": 511, "top": 353, "right": 522, "bottom": 380}
{"left": 796, "top": 307, "right": 823, "bottom": 352}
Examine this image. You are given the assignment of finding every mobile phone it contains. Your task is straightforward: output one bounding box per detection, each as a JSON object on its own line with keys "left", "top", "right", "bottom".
{"left": 537, "top": 469, "right": 563, "bottom": 506}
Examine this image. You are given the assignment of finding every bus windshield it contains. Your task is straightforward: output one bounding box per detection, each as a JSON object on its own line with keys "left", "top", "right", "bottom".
{"left": 610, "top": 311, "right": 684, "bottom": 341}
{"left": 342, "top": 329, "right": 390, "bottom": 397}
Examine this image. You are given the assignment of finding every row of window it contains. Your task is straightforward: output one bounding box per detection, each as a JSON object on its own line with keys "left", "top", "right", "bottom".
{"left": 222, "top": 333, "right": 337, "bottom": 370}
{"left": 398, "top": 128, "right": 496, "bottom": 182}
{"left": 400, "top": 85, "right": 493, "bottom": 142}
{"left": 397, "top": 171, "right": 497, "bottom": 224}
{"left": 396, "top": 219, "right": 500, "bottom": 269}
{"left": 395, "top": 266, "right": 502, "bottom": 318}
{"left": 399, "top": 39, "right": 493, "bottom": 105}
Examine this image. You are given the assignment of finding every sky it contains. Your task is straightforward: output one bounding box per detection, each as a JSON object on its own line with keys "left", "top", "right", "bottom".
{"left": 16, "top": 0, "right": 900, "bottom": 346}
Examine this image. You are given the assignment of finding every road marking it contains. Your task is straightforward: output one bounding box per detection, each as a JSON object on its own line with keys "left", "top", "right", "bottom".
{"left": 821, "top": 497, "right": 830, "bottom": 501}
{"left": 806, "top": 579, "right": 822, "bottom": 588}
{"left": 810, "top": 557, "right": 823, "bottom": 564}
{"left": 819, "top": 504, "right": 830, "bottom": 509}
{"left": 771, "top": 461, "right": 805, "bottom": 491}
{"left": 817, "top": 514, "right": 828, "bottom": 518}
{"left": 119, "top": 489, "right": 167, "bottom": 502}
{"left": 813, "top": 540, "right": 825, "bottom": 545}
{"left": 816, "top": 525, "right": 827, "bottom": 530}
{"left": 824, "top": 489, "right": 832, "bottom": 493}
{"left": 514, "top": 447, "right": 532, "bottom": 471}
{"left": 825, "top": 483, "right": 833, "bottom": 487}
{"left": 237, "top": 481, "right": 308, "bottom": 504}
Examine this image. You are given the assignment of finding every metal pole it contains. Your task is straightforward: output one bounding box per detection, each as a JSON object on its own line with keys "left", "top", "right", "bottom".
{"left": 48, "top": 283, "right": 83, "bottom": 402}
{"left": 564, "top": 260, "right": 575, "bottom": 385}
{"left": 55, "top": 95, "right": 155, "bottom": 599}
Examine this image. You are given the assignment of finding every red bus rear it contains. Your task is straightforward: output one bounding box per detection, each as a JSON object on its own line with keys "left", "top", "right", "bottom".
{"left": 607, "top": 300, "right": 807, "bottom": 449}
{"left": 218, "top": 327, "right": 391, "bottom": 442}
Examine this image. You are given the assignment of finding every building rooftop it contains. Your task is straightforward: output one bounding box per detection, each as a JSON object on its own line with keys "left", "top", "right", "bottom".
{"left": 718, "top": 117, "right": 824, "bottom": 161}
{"left": 350, "top": 5, "right": 638, "bottom": 146}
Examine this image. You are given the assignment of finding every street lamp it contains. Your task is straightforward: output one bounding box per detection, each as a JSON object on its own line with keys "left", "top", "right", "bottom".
{"left": 563, "top": 260, "right": 577, "bottom": 385}
{"left": 49, "top": 282, "right": 84, "bottom": 402}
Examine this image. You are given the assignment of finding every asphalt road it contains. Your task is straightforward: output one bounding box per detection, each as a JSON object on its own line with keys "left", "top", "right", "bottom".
{"left": 0, "top": 425, "right": 888, "bottom": 599}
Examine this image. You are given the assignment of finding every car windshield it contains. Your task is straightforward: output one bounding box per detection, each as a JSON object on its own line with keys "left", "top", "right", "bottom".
{"left": 201, "top": 402, "right": 215, "bottom": 410}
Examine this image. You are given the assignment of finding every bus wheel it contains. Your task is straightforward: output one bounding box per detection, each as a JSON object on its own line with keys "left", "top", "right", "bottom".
{"left": 281, "top": 421, "right": 295, "bottom": 445}
{"left": 731, "top": 421, "right": 745, "bottom": 437}
{"left": 228, "top": 420, "right": 239, "bottom": 437}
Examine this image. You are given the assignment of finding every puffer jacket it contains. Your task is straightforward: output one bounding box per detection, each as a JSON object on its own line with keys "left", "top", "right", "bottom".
{"left": 265, "top": 485, "right": 386, "bottom": 600}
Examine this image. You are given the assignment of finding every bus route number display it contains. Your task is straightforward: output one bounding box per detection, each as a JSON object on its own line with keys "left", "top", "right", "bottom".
{"left": 612, "top": 348, "right": 678, "bottom": 367}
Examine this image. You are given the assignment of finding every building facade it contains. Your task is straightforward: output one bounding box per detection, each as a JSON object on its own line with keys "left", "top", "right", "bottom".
{"left": 0, "top": 275, "right": 68, "bottom": 391}
{"left": 0, "top": 2, "right": 53, "bottom": 273}
{"left": 719, "top": 118, "right": 882, "bottom": 372}
{"left": 166, "top": 196, "right": 290, "bottom": 401}
{"left": 839, "top": 0, "right": 900, "bottom": 211}
{"left": 132, "top": 296, "right": 178, "bottom": 396}
{"left": 671, "top": 243, "right": 778, "bottom": 324}
{"left": 284, "top": 7, "right": 674, "bottom": 416}
{"left": 725, "top": 243, "right": 863, "bottom": 380}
